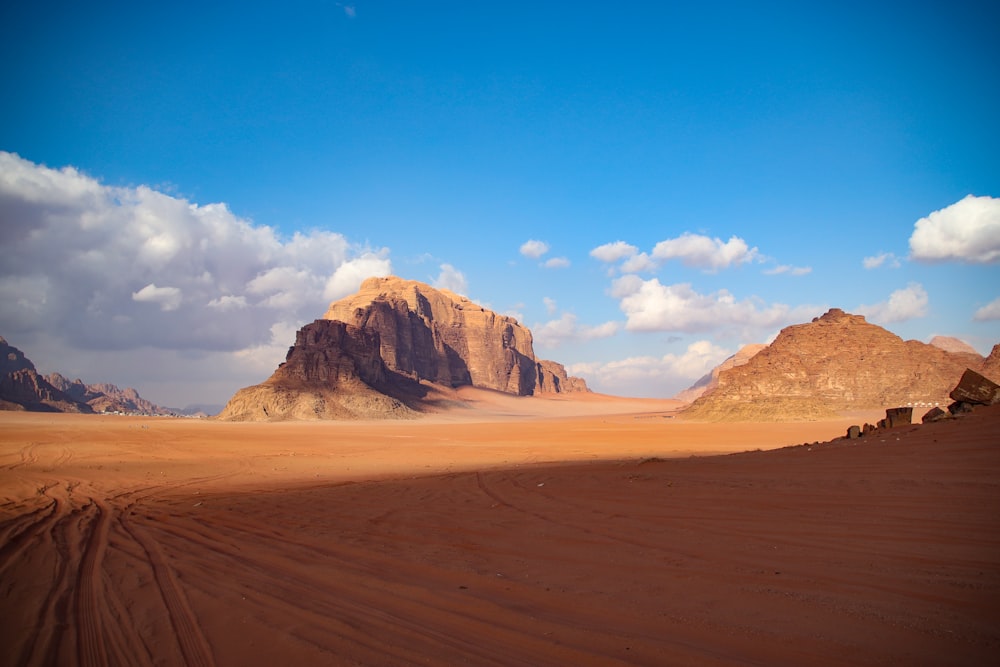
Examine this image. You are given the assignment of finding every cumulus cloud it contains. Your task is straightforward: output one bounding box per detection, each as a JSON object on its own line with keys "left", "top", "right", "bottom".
{"left": 543, "top": 297, "right": 558, "bottom": 316}
{"left": 0, "top": 152, "right": 394, "bottom": 404}
{"left": 620, "top": 252, "right": 657, "bottom": 274}
{"left": 590, "top": 241, "right": 638, "bottom": 263}
{"left": 568, "top": 340, "right": 731, "bottom": 397}
{"left": 856, "top": 283, "right": 929, "bottom": 324}
{"left": 609, "top": 275, "right": 815, "bottom": 335}
{"left": 590, "top": 233, "right": 760, "bottom": 275}
{"left": 862, "top": 252, "right": 901, "bottom": 270}
{"left": 973, "top": 297, "right": 1000, "bottom": 322}
{"left": 519, "top": 239, "right": 549, "bottom": 259}
{"left": 543, "top": 256, "right": 570, "bottom": 269}
{"left": 651, "top": 233, "right": 759, "bottom": 272}
{"left": 432, "top": 263, "right": 467, "bottom": 295}
{"left": 532, "top": 313, "right": 619, "bottom": 348}
{"left": 909, "top": 195, "right": 1000, "bottom": 263}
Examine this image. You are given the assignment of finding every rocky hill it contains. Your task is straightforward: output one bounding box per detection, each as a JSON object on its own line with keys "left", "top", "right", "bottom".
{"left": 681, "top": 309, "right": 990, "bottom": 421}
{"left": 219, "top": 277, "right": 589, "bottom": 421}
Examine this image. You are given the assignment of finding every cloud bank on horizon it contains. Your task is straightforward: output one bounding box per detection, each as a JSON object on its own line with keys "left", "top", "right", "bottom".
{"left": 1, "top": 151, "right": 998, "bottom": 406}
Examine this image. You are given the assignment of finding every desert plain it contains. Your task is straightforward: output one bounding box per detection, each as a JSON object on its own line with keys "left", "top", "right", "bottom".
{"left": 1, "top": 390, "right": 998, "bottom": 666}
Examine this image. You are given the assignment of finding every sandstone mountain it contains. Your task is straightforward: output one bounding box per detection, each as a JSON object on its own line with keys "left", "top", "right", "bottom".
{"left": 673, "top": 344, "right": 767, "bottom": 403}
{"left": 219, "top": 277, "right": 589, "bottom": 421}
{"left": 681, "top": 309, "right": 989, "bottom": 421}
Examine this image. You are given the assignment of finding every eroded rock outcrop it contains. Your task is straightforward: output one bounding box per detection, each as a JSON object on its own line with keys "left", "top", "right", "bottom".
{"left": 681, "top": 309, "right": 989, "bottom": 421}
{"left": 219, "top": 277, "right": 589, "bottom": 421}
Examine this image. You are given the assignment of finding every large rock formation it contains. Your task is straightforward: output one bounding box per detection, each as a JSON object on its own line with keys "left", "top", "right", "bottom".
{"left": 219, "top": 277, "right": 589, "bottom": 421}
{"left": 323, "top": 276, "right": 588, "bottom": 397}
{"left": 681, "top": 309, "right": 989, "bottom": 421}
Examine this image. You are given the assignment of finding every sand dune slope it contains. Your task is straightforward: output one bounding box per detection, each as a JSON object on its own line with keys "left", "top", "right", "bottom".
{"left": 1, "top": 404, "right": 998, "bottom": 665}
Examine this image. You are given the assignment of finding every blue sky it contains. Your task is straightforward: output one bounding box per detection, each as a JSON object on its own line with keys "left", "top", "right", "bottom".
{"left": 1, "top": 1, "right": 998, "bottom": 408}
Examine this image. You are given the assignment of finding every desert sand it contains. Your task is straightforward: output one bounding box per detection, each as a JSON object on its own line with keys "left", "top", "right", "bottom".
{"left": 1, "top": 392, "right": 998, "bottom": 666}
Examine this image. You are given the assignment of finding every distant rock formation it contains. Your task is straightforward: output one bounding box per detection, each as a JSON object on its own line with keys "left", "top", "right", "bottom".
{"left": 0, "top": 336, "right": 168, "bottom": 414}
{"left": 929, "top": 335, "right": 979, "bottom": 356}
{"left": 673, "top": 343, "right": 767, "bottom": 403}
{"left": 681, "top": 309, "right": 989, "bottom": 421}
{"left": 0, "top": 337, "right": 91, "bottom": 413}
{"left": 45, "top": 373, "right": 171, "bottom": 415}
{"left": 219, "top": 277, "right": 589, "bottom": 421}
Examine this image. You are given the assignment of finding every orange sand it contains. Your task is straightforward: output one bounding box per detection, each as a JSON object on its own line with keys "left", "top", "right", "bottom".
{"left": 1, "top": 393, "right": 998, "bottom": 665}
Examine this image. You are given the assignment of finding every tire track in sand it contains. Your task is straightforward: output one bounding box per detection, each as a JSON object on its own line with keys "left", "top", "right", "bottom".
{"left": 121, "top": 519, "right": 215, "bottom": 667}
{"left": 75, "top": 498, "right": 112, "bottom": 667}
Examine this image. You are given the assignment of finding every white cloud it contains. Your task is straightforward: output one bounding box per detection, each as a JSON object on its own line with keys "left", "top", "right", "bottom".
{"left": 973, "top": 297, "right": 1000, "bottom": 322}
{"left": 590, "top": 241, "right": 638, "bottom": 263}
{"left": 543, "top": 297, "right": 558, "bottom": 316}
{"left": 862, "top": 252, "right": 901, "bottom": 270}
{"left": 207, "top": 295, "right": 248, "bottom": 311}
{"left": 856, "top": 283, "right": 929, "bottom": 324}
{"left": 532, "top": 312, "right": 619, "bottom": 348}
{"left": 763, "top": 264, "right": 812, "bottom": 276}
{"left": 568, "top": 340, "right": 731, "bottom": 398}
{"left": 0, "top": 152, "right": 394, "bottom": 405}
{"left": 909, "top": 195, "right": 1000, "bottom": 263}
{"left": 543, "top": 256, "right": 570, "bottom": 269}
{"left": 131, "top": 283, "right": 183, "bottom": 311}
{"left": 620, "top": 252, "right": 657, "bottom": 273}
{"left": 609, "top": 275, "right": 814, "bottom": 335}
{"left": 651, "top": 233, "right": 759, "bottom": 272}
{"left": 323, "top": 250, "right": 392, "bottom": 301}
{"left": 432, "top": 263, "right": 467, "bottom": 295}
{"left": 519, "top": 239, "right": 549, "bottom": 259}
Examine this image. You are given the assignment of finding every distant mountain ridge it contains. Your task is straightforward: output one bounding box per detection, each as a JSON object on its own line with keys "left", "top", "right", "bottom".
{"left": 0, "top": 336, "right": 170, "bottom": 415}
{"left": 219, "top": 277, "right": 589, "bottom": 421}
{"left": 681, "top": 309, "right": 994, "bottom": 421}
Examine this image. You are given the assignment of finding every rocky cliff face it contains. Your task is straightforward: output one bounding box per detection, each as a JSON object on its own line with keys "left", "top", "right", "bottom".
{"left": 322, "top": 276, "right": 589, "bottom": 397}
{"left": 219, "top": 277, "right": 589, "bottom": 421}
{"left": 681, "top": 309, "right": 988, "bottom": 421}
